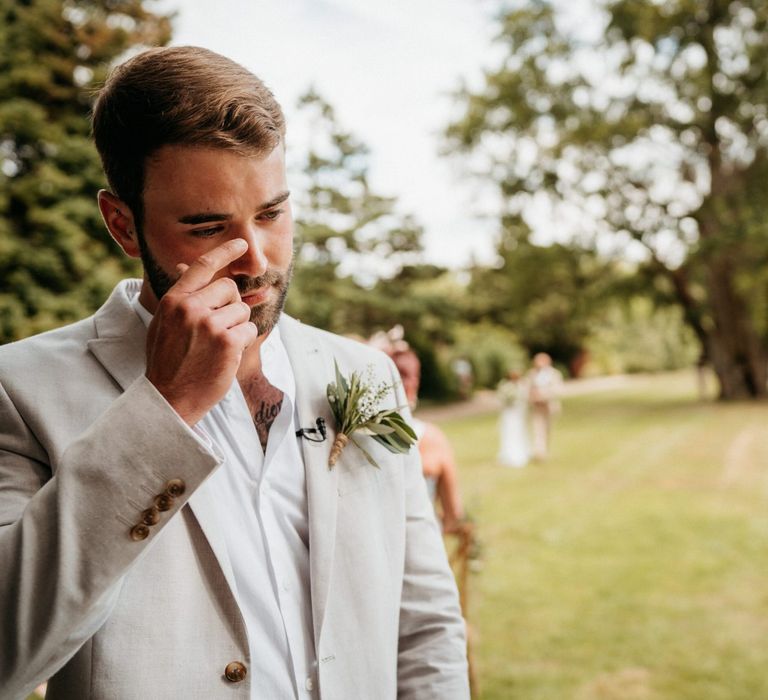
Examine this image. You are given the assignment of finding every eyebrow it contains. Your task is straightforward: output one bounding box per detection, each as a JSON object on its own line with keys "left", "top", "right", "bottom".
{"left": 177, "top": 190, "right": 291, "bottom": 225}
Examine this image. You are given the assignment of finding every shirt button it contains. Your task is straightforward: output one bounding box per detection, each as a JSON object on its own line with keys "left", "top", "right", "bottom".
{"left": 164, "top": 478, "right": 186, "bottom": 497}
{"left": 305, "top": 677, "right": 314, "bottom": 691}
{"left": 129, "top": 524, "right": 149, "bottom": 541}
{"left": 224, "top": 661, "right": 247, "bottom": 683}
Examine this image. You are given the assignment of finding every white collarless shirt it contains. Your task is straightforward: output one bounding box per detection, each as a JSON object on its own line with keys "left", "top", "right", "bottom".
{"left": 131, "top": 290, "right": 317, "bottom": 699}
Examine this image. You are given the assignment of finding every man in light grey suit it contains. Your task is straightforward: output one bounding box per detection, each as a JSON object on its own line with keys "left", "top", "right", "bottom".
{"left": 0, "top": 46, "right": 468, "bottom": 699}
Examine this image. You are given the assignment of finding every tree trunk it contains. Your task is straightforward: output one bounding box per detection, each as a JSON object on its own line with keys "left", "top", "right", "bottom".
{"left": 689, "top": 5, "right": 768, "bottom": 398}
{"left": 665, "top": 259, "right": 767, "bottom": 400}
{"left": 703, "top": 256, "right": 768, "bottom": 399}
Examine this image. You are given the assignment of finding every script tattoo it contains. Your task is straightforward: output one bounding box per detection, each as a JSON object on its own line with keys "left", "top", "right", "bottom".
{"left": 253, "top": 399, "right": 283, "bottom": 451}
{"left": 239, "top": 374, "right": 284, "bottom": 453}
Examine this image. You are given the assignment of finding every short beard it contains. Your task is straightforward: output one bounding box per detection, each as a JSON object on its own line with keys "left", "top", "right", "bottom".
{"left": 137, "top": 229, "right": 293, "bottom": 337}
{"left": 240, "top": 260, "right": 293, "bottom": 337}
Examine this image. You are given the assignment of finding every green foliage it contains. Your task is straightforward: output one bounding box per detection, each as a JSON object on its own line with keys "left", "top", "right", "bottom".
{"left": 467, "top": 221, "right": 617, "bottom": 372}
{"left": 447, "top": 0, "right": 768, "bottom": 398}
{"left": 372, "top": 269, "right": 478, "bottom": 399}
{"left": 287, "top": 89, "right": 472, "bottom": 398}
{"left": 290, "top": 89, "right": 422, "bottom": 291}
{"left": 449, "top": 322, "right": 528, "bottom": 389}
{"left": 586, "top": 296, "right": 700, "bottom": 374}
{"left": 407, "top": 332, "right": 458, "bottom": 402}
{"left": 0, "top": 0, "right": 171, "bottom": 343}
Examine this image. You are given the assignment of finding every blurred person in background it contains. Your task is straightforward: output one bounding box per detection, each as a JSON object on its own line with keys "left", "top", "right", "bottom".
{"left": 373, "top": 329, "right": 466, "bottom": 534}
{"left": 496, "top": 369, "right": 530, "bottom": 468}
{"left": 528, "top": 352, "right": 564, "bottom": 461}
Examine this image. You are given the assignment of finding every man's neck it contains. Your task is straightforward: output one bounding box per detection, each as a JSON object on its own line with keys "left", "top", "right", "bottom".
{"left": 237, "top": 335, "right": 268, "bottom": 383}
{"left": 137, "top": 276, "right": 159, "bottom": 315}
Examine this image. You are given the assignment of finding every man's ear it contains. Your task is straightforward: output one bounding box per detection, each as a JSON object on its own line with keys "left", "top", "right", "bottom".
{"left": 97, "top": 190, "right": 141, "bottom": 258}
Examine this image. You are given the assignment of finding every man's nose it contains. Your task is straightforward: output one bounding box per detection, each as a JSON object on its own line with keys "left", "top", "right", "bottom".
{"left": 228, "top": 229, "right": 268, "bottom": 278}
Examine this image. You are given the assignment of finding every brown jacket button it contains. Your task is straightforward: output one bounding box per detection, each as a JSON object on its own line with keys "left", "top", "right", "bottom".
{"left": 224, "top": 661, "right": 247, "bottom": 683}
{"left": 165, "top": 478, "right": 186, "bottom": 498}
{"left": 130, "top": 524, "right": 150, "bottom": 541}
{"left": 154, "top": 493, "right": 174, "bottom": 511}
{"left": 141, "top": 507, "right": 160, "bottom": 526}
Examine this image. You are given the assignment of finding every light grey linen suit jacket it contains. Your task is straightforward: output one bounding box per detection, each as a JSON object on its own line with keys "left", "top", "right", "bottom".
{"left": 0, "top": 280, "right": 469, "bottom": 700}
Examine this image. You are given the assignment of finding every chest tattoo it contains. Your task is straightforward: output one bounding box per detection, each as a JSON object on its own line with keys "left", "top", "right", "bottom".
{"left": 253, "top": 398, "right": 283, "bottom": 450}
{"left": 240, "top": 374, "right": 285, "bottom": 453}
{"left": 254, "top": 399, "right": 283, "bottom": 426}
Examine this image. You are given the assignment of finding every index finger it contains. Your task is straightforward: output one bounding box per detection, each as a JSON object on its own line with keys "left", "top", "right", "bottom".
{"left": 172, "top": 239, "right": 248, "bottom": 293}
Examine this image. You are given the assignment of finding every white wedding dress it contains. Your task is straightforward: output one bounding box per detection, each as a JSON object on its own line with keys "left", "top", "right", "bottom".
{"left": 497, "top": 379, "right": 530, "bottom": 468}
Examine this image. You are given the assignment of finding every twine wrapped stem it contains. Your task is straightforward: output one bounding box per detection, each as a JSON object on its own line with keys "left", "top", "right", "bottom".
{"left": 329, "top": 432, "right": 350, "bottom": 467}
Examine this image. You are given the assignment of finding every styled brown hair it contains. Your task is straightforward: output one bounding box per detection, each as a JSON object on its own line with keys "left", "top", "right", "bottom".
{"left": 92, "top": 45, "right": 286, "bottom": 223}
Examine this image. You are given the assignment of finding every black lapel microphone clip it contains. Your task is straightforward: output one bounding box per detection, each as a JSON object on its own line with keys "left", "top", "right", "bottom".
{"left": 296, "top": 417, "right": 327, "bottom": 443}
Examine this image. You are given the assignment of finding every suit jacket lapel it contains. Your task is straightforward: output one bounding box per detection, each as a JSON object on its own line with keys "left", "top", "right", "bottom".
{"left": 279, "top": 315, "right": 338, "bottom": 649}
{"left": 86, "top": 280, "right": 239, "bottom": 600}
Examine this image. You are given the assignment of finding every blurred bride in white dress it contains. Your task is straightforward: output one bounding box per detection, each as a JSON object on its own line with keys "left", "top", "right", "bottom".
{"left": 497, "top": 369, "right": 530, "bottom": 468}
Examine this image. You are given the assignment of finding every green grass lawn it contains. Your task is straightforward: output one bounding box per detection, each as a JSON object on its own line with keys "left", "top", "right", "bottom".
{"left": 440, "top": 372, "right": 768, "bottom": 700}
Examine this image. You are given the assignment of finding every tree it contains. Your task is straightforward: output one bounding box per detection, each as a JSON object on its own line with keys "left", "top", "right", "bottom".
{"left": 287, "top": 89, "right": 424, "bottom": 332}
{"left": 287, "top": 90, "right": 479, "bottom": 397}
{"left": 466, "top": 215, "right": 616, "bottom": 375}
{"left": 446, "top": 0, "right": 768, "bottom": 398}
{"left": 0, "top": 0, "right": 172, "bottom": 343}
{"left": 586, "top": 296, "right": 699, "bottom": 374}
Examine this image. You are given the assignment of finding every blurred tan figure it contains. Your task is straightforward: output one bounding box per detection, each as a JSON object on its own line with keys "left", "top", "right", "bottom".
{"left": 382, "top": 343, "right": 465, "bottom": 534}
{"left": 528, "top": 352, "right": 563, "bottom": 461}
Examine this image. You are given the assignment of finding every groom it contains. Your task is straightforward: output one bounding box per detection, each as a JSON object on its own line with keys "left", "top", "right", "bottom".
{"left": 0, "top": 46, "right": 468, "bottom": 699}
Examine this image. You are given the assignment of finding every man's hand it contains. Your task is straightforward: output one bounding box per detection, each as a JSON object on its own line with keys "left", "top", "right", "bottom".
{"left": 145, "top": 239, "right": 258, "bottom": 426}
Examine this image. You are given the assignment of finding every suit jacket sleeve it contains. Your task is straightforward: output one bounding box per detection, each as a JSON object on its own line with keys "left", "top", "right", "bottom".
{"left": 387, "top": 360, "right": 470, "bottom": 699}
{"left": 0, "top": 375, "right": 221, "bottom": 700}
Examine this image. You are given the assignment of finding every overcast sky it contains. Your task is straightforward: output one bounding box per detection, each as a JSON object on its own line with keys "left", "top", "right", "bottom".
{"left": 156, "top": 0, "right": 502, "bottom": 268}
